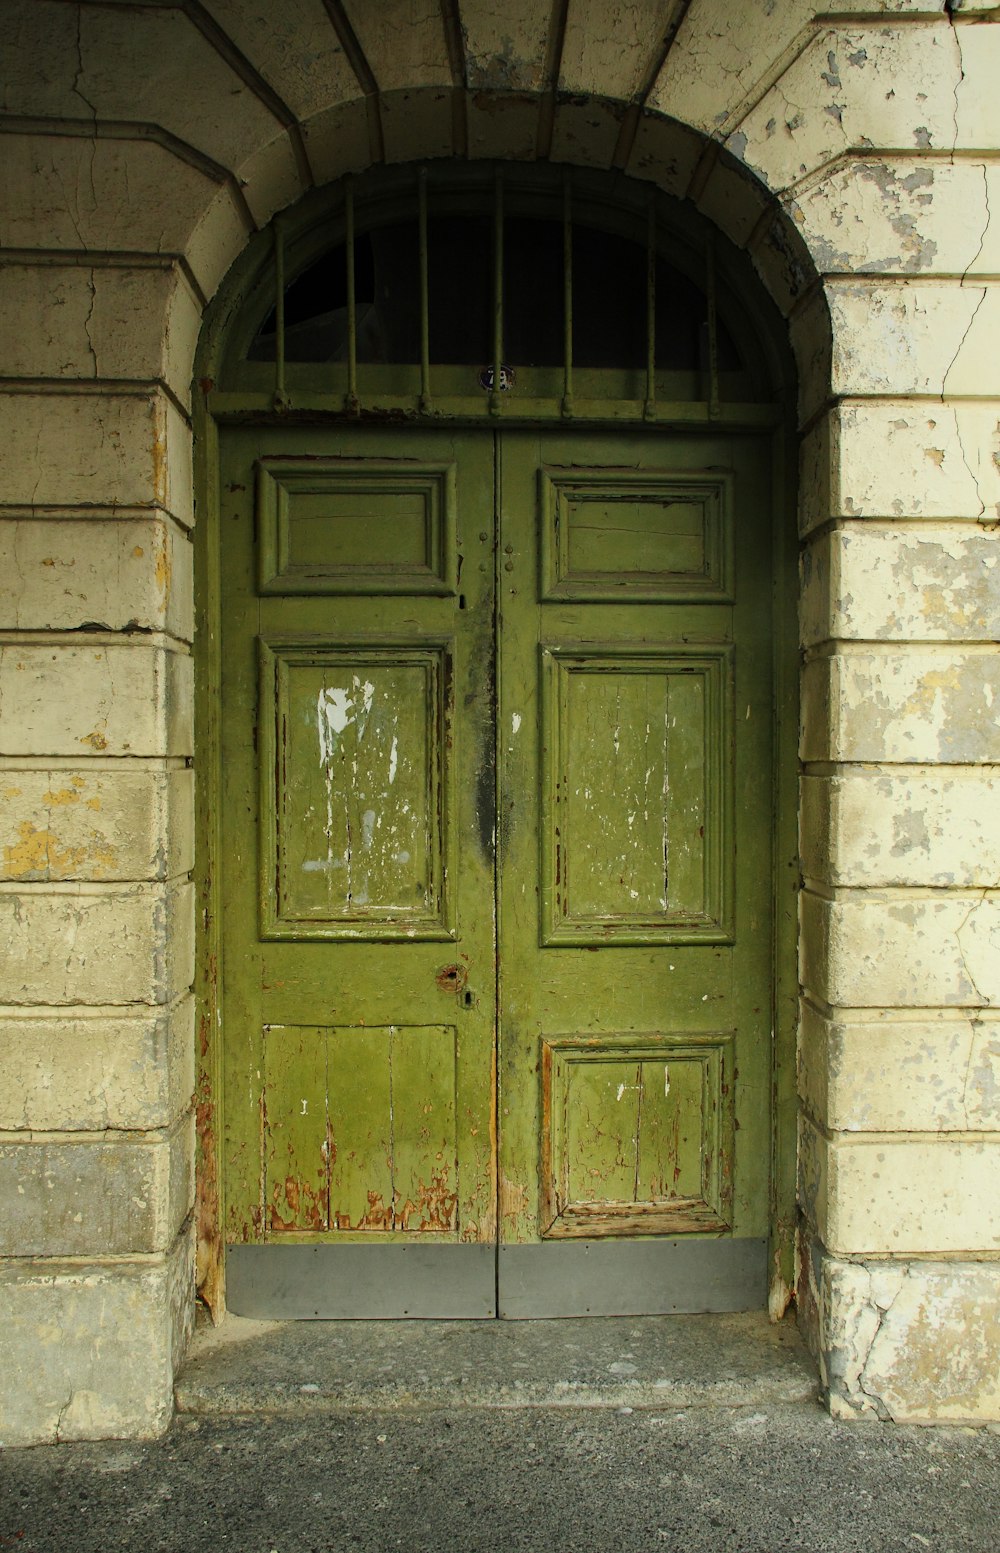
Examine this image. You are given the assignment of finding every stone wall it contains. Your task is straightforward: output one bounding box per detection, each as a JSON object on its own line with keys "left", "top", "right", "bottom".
{"left": 0, "top": 0, "right": 998, "bottom": 1441}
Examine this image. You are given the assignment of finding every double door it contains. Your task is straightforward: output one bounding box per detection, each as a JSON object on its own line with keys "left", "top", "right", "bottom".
{"left": 219, "top": 423, "right": 774, "bottom": 1317}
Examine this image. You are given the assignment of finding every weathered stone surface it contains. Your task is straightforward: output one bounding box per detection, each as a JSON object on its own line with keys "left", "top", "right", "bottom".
{"left": 0, "top": 262, "right": 201, "bottom": 408}
{"left": 626, "top": 114, "right": 704, "bottom": 199}
{"left": 202, "top": 0, "right": 357, "bottom": 121}
{"left": 0, "top": 1110, "right": 193, "bottom": 1259}
{"left": 551, "top": 97, "right": 623, "bottom": 169}
{"left": 0, "top": 390, "right": 193, "bottom": 525}
{"left": 799, "top": 888, "right": 1000, "bottom": 1008}
{"left": 466, "top": 90, "right": 540, "bottom": 161}
{"left": 0, "top": 879, "right": 194, "bottom": 1006}
{"left": 560, "top": 0, "right": 680, "bottom": 101}
{"left": 182, "top": 182, "right": 253, "bottom": 303}
{"left": 300, "top": 98, "right": 371, "bottom": 186}
{"left": 733, "top": 26, "right": 960, "bottom": 194}
{"left": 827, "top": 279, "right": 1000, "bottom": 399}
{"left": 0, "top": 640, "right": 192, "bottom": 759}
{"left": 799, "top": 1115, "right": 1000, "bottom": 1256}
{"left": 790, "top": 158, "right": 1000, "bottom": 277}
{"left": 798, "top": 1002, "right": 1000, "bottom": 1132}
{"left": 800, "top": 769, "right": 1000, "bottom": 889}
{"left": 799, "top": 402, "right": 1000, "bottom": 531}
{"left": 801, "top": 524, "right": 1000, "bottom": 646}
{"left": 0, "top": 996, "right": 194, "bottom": 1133}
{"left": 693, "top": 153, "right": 773, "bottom": 251}
{"left": 0, "top": 517, "right": 193, "bottom": 640}
{"left": 805, "top": 1240, "right": 1000, "bottom": 1423}
{"left": 0, "top": 767, "right": 193, "bottom": 883}
{"left": 344, "top": 0, "right": 452, "bottom": 92}
{"left": 0, "top": 1227, "right": 193, "bottom": 1446}
{"left": 381, "top": 86, "right": 454, "bottom": 164}
{"left": 788, "top": 285, "right": 833, "bottom": 423}
{"left": 235, "top": 132, "right": 307, "bottom": 230}
{"left": 462, "top": 1, "right": 551, "bottom": 92}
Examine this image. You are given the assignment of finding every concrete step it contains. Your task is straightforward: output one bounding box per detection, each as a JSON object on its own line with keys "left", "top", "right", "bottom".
{"left": 175, "top": 1310, "right": 819, "bottom": 1415}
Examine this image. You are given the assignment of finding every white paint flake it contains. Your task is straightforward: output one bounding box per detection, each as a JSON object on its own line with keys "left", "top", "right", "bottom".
{"left": 388, "top": 734, "right": 398, "bottom": 783}
{"left": 512, "top": 713, "right": 522, "bottom": 735}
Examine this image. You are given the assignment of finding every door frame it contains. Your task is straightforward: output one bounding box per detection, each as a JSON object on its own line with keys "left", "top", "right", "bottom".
{"left": 191, "top": 167, "right": 800, "bottom": 1323}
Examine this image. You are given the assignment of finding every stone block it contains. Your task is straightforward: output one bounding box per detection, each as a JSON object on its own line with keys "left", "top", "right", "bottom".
{"left": 0, "top": 996, "right": 194, "bottom": 1133}
{"left": 801, "top": 523, "right": 1000, "bottom": 646}
{"left": 0, "top": 1226, "right": 193, "bottom": 1446}
{"left": 788, "top": 286, "right": 833, "bottom": 425}
{"left": 800, "top": 769, "right": 1000, "bottom": 889}
{"left": 183, "top": 182, "right": 253, "bottom": 304}
{"left": 560, "top": 0, "right": 680, "bottom": 100}
{"left": 0, "top": 1110, "right": 193, "bottom": 1259}
{"left": 799, "top": 888, "right": 1000, "bottom": 1009}
{"left": 790, "top": 157, "right": 1000, "bottom": 278}
{"left": 466, "top": 91, "right": 540, "bottom": 162}
{"left": 0, "top": 639, "right": 192, "bottom": 759}
{"left": 0, "top": 765, "right": 193, "bottom": 884}
{"left": 693, "top": 152, "right": 773, "bottom": 252}
{"left": 798, "top": 1001, "right": 1000, "bottom": 1133}
{"left": 462, "top": 1, "right": 550, "bottom": 92}
{"left": 827, "top": 278, "right": 1000, "bottom": 399}
{"left": 0, "top": 390, "right": 193, "bottom": 525}
{"left": 382, "top": 87, "right": 454, "bottom": 165}
{"left": 550, "top": 97, "right": 624, "bottom": 170}
{"left": 0, "top": 262, "right": 201, "bottom": 409}
{"left": 0, "top": 879, "right": 194, "bottom": 1006}
{"left": 202, "top": 0, "right": 357, "bottom": 120}
{"left": 344, "top": 0, "right": 452, "bottom": 92}
{"left": 238, "top": 132, "right": 307, "bottom": 230}
{"left": 300, "top": 99, "right": 371, "bottom": 187}
{"left": 0, "top": 133, "right": 226, "bottom": 276}
{"left": 733, "top": 25, "right": 960, "bottom": 195}
{"left": 801, "top": 648, "right": 1000, "bottom": 764}
{"left": 799, "top": 1115, "right": 1000, "bottom": 1256}
{"left": 0, "top": 516, "right": 193, "bottom": 640}
{"left": 626, "top": 114, "right": 704, "bottom": 201}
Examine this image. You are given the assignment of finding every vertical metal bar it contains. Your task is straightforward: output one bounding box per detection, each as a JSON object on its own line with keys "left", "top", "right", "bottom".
{"left": 644, "top": 189, "right": 656, "bottom": 421}
{"left": 562, "top": 171, "right": 573, "bottom": 418}
{"left": 418, "top": 166, "right": 431, "bottom": 411}
{"left": 490, "top": 169, "right": 504, "bottom": 416}
{"left": 345, "top": 176, "right": 359, "bottom": 414}
{"left": 273, "top": 216, "right": 288, "bottom": 410}
{"left": 706, "top": 230, "right": 720, "bottom": 420}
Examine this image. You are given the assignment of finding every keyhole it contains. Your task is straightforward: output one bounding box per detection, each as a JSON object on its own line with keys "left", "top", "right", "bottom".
{"left": 463, "top": 989, "right": 474, "bottom": 1007}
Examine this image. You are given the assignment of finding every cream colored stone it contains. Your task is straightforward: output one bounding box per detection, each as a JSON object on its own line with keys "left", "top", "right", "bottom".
{"left": 0, "top": 262, "right": 199, "bottom": 407}
{"left": 651, "top": 1, "right": 937, "bottom": 138}
{"left": 0, "top": 640, "right": 192, "bottom": 759}
{"left": 344, "top": 0, "right": 452, "bottom": 92}
{"left": 238, "top": 132, "right": 307, "bottom": 230}
{"left": 0, "top": 390, "right": 193, "bottom": 525}
{"left": 809, "top": 1242, "right": 1000, "bottom": 1423}
{"left": 800, "top": 402, "right": 1000, "bottom": 529}
{"left": 800, "top": 769, "right": 1000, "bottom": 889}
{"left": 694, "top": 153, "right": 773, "bottom": 251}
{"left": 201, "top": 0, "right": 356, "bottom": 120}
{"left": 0, "top": 879, "right": 194, "bottom": 1006}
{"left": 800, "top": 1115, "right": 1000, "bottom": 1256}
{"left": 788, "top": 286, "right": 833, "bottom": 424}
{"left": 0, "top": 767, "right": 193, "bottom": 883}
{"left": 801, "top": 524, "right": 1000, "bottom": 646}
{"left": 182, "top": 182, "right": 253, "bottom": 303}
{"left": 560, "top": 0, "right": 681, "bottom": 100}
{"left": 0, "top": 1226, "right": 193, "bottom": 1446}
{"left": 790, "top": 157, "right": 1000, "bottom": 277}
{"left": 0, "top": 1110, "right": 193, "bottom": 1259}
{"left": 300, "top": 99, "right": 371, "bottom": 188}
{"left": 802, "top": 648, "right": 1000, "bottom": 764}
{"left": 551, "top": 97, "right": 625, "bottom": 169}
{"left": 732, "top": 26, "right": 960, "bottom": 194}
{"left": 799, "top": 888, "right": 1000, "bottom": 1008}
{"left": 625, "top": 114, "right": 704, "bottom": 200}
{"left": 748, "top": 206, "right": 815, "bottom": 315}
{"left": 382, "top": 86, "right": 454, "bottom": 165}
{"left": 466, "top": 91, "right": 540, "bottom": 161}
{"left": 462, "top": 1, "right": 551, "bottom": 92}
{"left": 0, "top": 517, "right": 193, "bottom": 640}
{"left": 0, "top": 997, "right": 194, "bottom": 1133}
{"left": 0, "top": 133, "right": 228, "bottom": 271}
{"left": 827, "top": 279, "right": 1000, "bottom": 399}
{"left": 799, "top": 1002, "right": 1000, "bottom": 1132}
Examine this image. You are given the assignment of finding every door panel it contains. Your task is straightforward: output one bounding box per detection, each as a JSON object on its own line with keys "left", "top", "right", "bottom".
{"left": 496, "top": 431, "right": 773, "bottom": 1305}
{"left": 219, "top": 422, "right": 775, "bottom": 1318}
{"left": 220, "top": 427, "right": 497, "bottom": 1316}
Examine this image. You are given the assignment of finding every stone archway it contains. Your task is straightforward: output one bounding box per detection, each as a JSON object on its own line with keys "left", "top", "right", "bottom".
{"left": 2, "top": 1, "right": 999, "bottom": 1444}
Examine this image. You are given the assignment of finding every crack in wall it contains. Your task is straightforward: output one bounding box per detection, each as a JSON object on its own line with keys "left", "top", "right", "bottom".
{"left": 954, "top": 889, "right": 992, "bottom": 1008}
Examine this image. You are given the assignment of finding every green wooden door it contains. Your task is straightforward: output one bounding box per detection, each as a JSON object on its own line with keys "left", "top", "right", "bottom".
{"left": 218, "top": 422, "right": 775, "bottom": 1318}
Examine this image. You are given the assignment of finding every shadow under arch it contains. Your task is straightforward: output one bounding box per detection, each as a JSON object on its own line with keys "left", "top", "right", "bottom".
{"left": 192, "top": 143, "right": 807, "bottom": 1328}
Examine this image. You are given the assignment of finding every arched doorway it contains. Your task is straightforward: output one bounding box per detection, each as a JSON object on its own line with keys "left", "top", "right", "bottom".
{"left": 195, "top": 162, "right": 798, "bottom": 1320}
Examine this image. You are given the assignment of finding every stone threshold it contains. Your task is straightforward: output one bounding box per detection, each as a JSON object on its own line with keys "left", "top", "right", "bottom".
{"left": 175, "top": 1310, "right": 819, "bottom": 1416}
